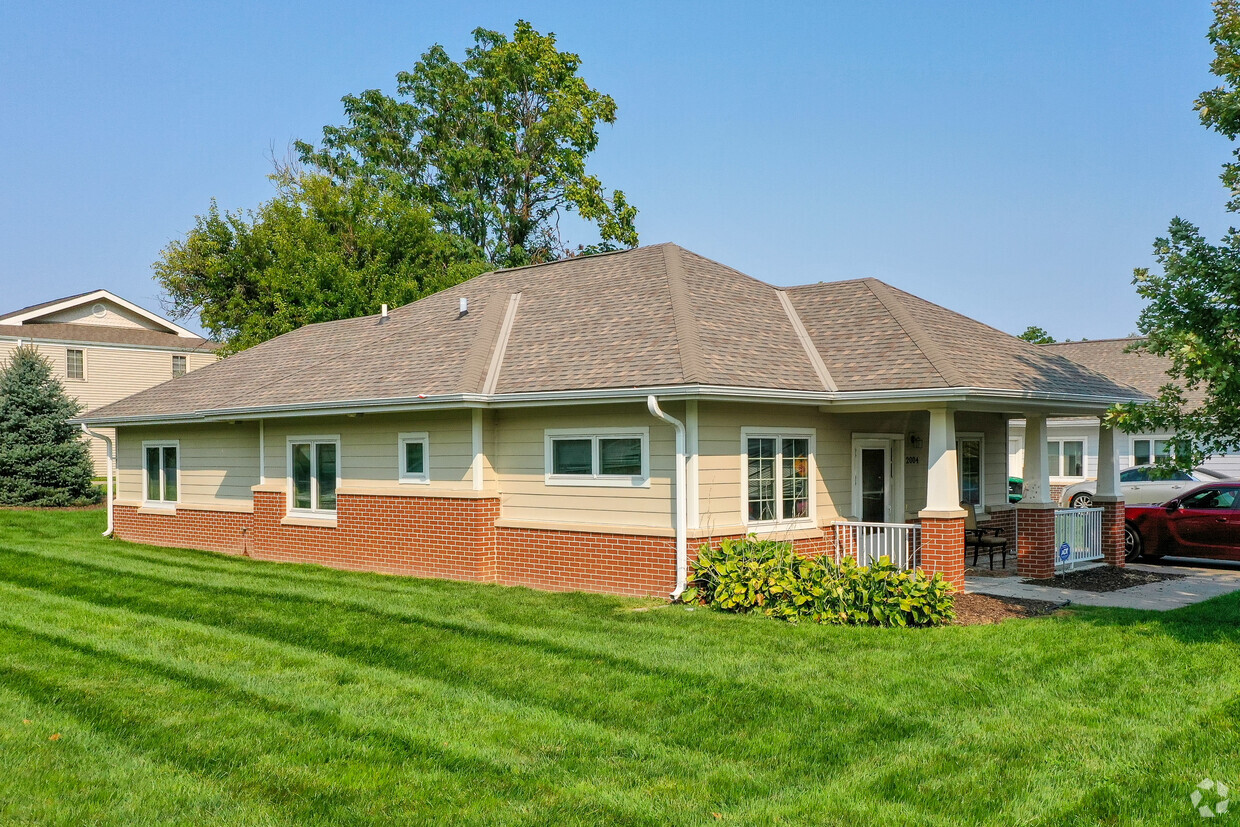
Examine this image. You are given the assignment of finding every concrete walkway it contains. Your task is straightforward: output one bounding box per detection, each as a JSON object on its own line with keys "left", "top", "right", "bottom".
{"left": 966, "top": 561, "right": 1240, "bottom": 611}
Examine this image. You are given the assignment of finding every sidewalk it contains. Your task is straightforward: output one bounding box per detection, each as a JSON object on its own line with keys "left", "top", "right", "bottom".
{"left": 965, "top": 561, "right": 1240, "bottom": 611}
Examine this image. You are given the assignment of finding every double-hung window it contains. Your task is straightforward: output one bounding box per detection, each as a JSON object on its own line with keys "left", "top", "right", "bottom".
{"left": 66, "top": 348, "right": 84, "bottom": 380}
{"left": 743, "top": 430, "right": 814, "bottom": 525}
{"left": 143, "top": 441, "right": 179, "bottom": 504}
{"left": 545, "top": 428, "right": 649, "bottom": 486}
{"left": 288, "top": 436, "right": 339, "bottom": 514}
{"left": 172, "top": 355, "right": 187, "bottom": 378}
{"left": 398, "top": 432, "right": 429, "bottom": 484}
{"left": 1132, "top": 437, "right": 1173, "bottom": 467}
{"left": 957, "top": 433, "right": 984, "bottom": 507}
{"left": 1047, "top": 439, "right": 1085, "bottom": 478}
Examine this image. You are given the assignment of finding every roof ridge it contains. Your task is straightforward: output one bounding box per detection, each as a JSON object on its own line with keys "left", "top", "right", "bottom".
{"left": 863, "top": 278, "right": 968, "bottom": 388}
{"left": 777, "top": 291, "right": 837, "bottom": 392}
{"left": 459, "top": 292, "right": 513, "bottom": 393}
{"left": 482, "top": 293, "right": 522, "bottom": 395}
{"left": 662, "top": 244, "right": 705, "bottom": 384}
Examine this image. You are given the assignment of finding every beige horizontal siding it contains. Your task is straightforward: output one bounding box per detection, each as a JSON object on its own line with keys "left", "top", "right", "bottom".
{"left": 493, "top": 403, "right": 676, "bottom": 530}
{"left": 262, "top": 411, "right": 475, "bottom": 492}
{"left": 116, "top": 422, "right": 258, "bottom": 507}
{"left": 36, "top": 299, "right": 167, "bottom": 331}
{"left": 1, "top": 339, "right": 215, "bottom": 476}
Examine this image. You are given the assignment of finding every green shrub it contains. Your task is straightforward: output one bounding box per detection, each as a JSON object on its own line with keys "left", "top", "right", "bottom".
{"left": 681, "top": 536, "right": 955, "bottom": 627}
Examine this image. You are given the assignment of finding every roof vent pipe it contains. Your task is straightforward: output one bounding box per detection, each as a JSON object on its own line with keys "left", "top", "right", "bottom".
{"left": 459, "top": 297, "right": 469, "bottom": 316}
{"left": 647, "top": 395, "right": 687, "bottom": 600}
{"left": 380, "top": 304, "right": 389, "bottom": 319}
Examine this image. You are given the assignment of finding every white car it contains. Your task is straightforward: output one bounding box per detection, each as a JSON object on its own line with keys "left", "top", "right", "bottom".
{"left": 1059, "top": 466, "right": 1232, "bottom": 508}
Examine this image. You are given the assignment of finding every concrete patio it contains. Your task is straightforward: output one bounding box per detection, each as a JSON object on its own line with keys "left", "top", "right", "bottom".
{"left": 966, "top": 560, "right": 1240, "bottom": 611}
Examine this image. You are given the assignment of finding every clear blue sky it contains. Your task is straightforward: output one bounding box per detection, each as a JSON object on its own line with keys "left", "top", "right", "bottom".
{"left": 0, "top": 0, "right": 1232, "bottom": 340}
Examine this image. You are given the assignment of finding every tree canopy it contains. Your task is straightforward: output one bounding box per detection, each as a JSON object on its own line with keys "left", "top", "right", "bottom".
{"left": 155, "top": 169, "right": 488, "bottom": 354}
{"left": 296, "top": 20, "right": 638, "bottom": 267}
{"left": 0, "top": 346, "right": 100, "bottom": 507}
{"left": 1106, "top": 0, "right": 1240, "bottom": 466}
{"left": 1017, "top": 325, "right": 1056, "bottom": 344}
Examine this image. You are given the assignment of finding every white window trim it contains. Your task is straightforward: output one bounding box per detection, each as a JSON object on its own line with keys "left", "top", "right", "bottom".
{"left": 66, "top": 347, "right": 86, "bottom": 381}
{"left": 957, "top": 431, "right": 985, "bottom": 509}
{"left": 141, "top": 439, "right": 180, "bottom": 506}
{"left": 398, "top": 431, "right": 430, "bottom": 484}
{"left": 1047, "top": 438, "right": 1087, "bottom": 480}
{"left": 1130, "top": 434, "right": 1175, "bottom": 467}
{"left": 741, "top": 427, "right": 818, "bottom": 530}
{"left": 544, "top": 426, "right": 650, "bottom": 488}
{"left": 286, "top": 434, "right": 341, "bottom": 516}
{"left": 172, "top": 354, "right": 187, "bottom": 378}
{"left": 849, "top": 433, "right": 905, "bottom": 524}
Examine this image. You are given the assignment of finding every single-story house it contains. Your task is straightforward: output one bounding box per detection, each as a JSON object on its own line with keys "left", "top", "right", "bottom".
{"left": 1, "top": 289, "right": 218, "bottom": 475}
{"left": 1008, "top": 338, "right": 1240, "bottom": 502}
{"left": 78, "top": 244, "right": 1142, "bottom": 596}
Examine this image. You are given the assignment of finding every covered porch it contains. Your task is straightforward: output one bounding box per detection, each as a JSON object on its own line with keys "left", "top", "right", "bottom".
{"left": 821, "top": 402, "right": 1128, "bottom": 589}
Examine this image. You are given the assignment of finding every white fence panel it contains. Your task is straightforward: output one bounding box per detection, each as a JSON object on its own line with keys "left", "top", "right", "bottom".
{"left": 835, "top": 522, "right": 922, "bottom": 571}
{"left": 1054, "top": 507, "right": 1104, "bottom": 571}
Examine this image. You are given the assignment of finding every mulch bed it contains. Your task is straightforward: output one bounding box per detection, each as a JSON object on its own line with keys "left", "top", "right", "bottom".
{"left": 954, "top": 593, "right": 1065, "bottom": 625}
{"left": 1024, "top": 566, "right": 1186, "bottom": 592}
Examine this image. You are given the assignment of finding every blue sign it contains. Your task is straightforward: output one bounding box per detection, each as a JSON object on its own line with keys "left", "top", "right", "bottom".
{"left": 1058, "top": 542, "right": 1071, "bottom": 563}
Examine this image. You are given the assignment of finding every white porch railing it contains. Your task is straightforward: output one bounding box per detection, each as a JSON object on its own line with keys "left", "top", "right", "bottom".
{"left": 1054, "top": 507, "right": 1104, "bottom": 571}
{"left": 834, "top": 521, "right": 921, "bottom": 570}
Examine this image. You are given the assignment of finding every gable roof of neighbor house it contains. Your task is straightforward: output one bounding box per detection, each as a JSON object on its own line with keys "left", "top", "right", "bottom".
{"left": 1042, "top": 338, "right": 1205, "bottom": 408}
{"left": 80, "top": 244, "right": 1146, "bottom": 424}
{"left": 0, "top": 289, "right": 216, "bottom": 352}
{"left": 0, "top": 288, "right": 211, "bottom": 344}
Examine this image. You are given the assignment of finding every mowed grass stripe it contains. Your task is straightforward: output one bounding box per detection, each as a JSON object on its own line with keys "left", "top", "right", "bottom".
{"left": 0, "top": 509, "right": 1238, "bottom": 824}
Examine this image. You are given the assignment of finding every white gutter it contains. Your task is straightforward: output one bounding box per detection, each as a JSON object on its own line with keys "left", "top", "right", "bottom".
{"left": 647, "top": 395, "right": 688, "bottom": 600}
{"left": 79, "top": 424, "right": 114, "bottom": 536}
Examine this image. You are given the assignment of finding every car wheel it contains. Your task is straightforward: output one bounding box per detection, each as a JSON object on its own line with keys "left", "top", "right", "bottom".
{"left": 1124, "top": 524, "right": 1144, "bottom": 562}
{"left": 1069, "top": 492, "right": 1094, "bottom": 509}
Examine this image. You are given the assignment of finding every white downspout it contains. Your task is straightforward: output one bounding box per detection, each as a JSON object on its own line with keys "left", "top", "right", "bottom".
{"left": 80, "top": 424, "right": 114, "bottom": 536}
{"left": 647, "top": 395, "right": 687, "bottom": 600}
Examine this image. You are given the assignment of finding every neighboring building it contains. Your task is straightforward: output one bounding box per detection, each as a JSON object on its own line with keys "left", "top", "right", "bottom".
{"left": 79, "top": 244, "right": 1140, "bottom": 596}
{"left": 0, "top": 289, "right": 218, "bottom": 476}
{"left": 1007, "top": 338, "right": 1240, "bottom": 502}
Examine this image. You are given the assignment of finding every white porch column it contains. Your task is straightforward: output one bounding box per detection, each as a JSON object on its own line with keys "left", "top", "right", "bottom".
{"left": 1096, "top": 423, "right": 1121, "bottom": 499}
{"left": 924, "top": 407, "right": 962, "bottom": 512}
{"left": 1021, "top": 413, "right": 1052, "bottom": 505}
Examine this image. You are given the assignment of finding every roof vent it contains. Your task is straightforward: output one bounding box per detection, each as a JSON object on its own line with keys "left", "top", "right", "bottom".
{"left": 380, "top": 304, "right": 389, "bottom": 320}
{"left": 459, "top": 297, "right": 469, "bottom": 316}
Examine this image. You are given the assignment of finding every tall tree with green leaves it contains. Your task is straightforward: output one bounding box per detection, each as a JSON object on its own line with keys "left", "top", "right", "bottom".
{"left": 1107, "top": 0, "right": 1240, "bottom": 467}
{"left": 1018, "top": 325, "right": 1056, "bottom": 344}
{"left": 0, "top": 346, "right": 100, "bottom": 506}
{"left": 296, "top": 20, "right": 638, "bottom": 267}
{"left": 155, "top": 168, "right": 488, "bottom": 354}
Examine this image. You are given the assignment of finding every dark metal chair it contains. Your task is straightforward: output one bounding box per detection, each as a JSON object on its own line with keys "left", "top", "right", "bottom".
{"left": 962, "top": 502, "right": 1008, "bottom": 570}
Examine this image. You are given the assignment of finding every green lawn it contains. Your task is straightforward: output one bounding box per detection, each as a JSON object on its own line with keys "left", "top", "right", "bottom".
{"left": 0, "top": 511, "right": 1237, "bottom": 825}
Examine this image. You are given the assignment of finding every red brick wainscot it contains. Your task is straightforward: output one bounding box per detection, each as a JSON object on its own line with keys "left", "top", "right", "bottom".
{"left": 114, "top": 504, "right": 253, "bottom": 555}
{"left": 249, "top": 490, "right": 501, "bottom": 581}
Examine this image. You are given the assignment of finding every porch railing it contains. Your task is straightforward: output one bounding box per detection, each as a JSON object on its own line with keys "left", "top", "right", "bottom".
{"left": 834, "top": 521, "right": 921, "bottom": 571}
{"left": 1054, "top": 507, "right": 1104, "bottom": 571}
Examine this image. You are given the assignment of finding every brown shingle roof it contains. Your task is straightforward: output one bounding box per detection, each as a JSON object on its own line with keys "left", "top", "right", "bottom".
{"left": 81, "top": 244, "right": 1144, "bottom": 422}
{"left": 1042, "top": 338, "right": 1201, "bottom": 406}
{"left": 0, "top": 323, "right": 216, "bottom": 351}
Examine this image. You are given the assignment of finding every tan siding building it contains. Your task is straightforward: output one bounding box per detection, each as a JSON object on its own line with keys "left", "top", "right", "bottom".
{"left": 0, "top": 289, "right": 217, "bottom": 475}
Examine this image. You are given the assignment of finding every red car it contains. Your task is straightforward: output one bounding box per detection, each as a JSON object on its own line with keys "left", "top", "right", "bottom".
{"left": 1124, "top": 482, "right": 1240, "bottom": 562}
